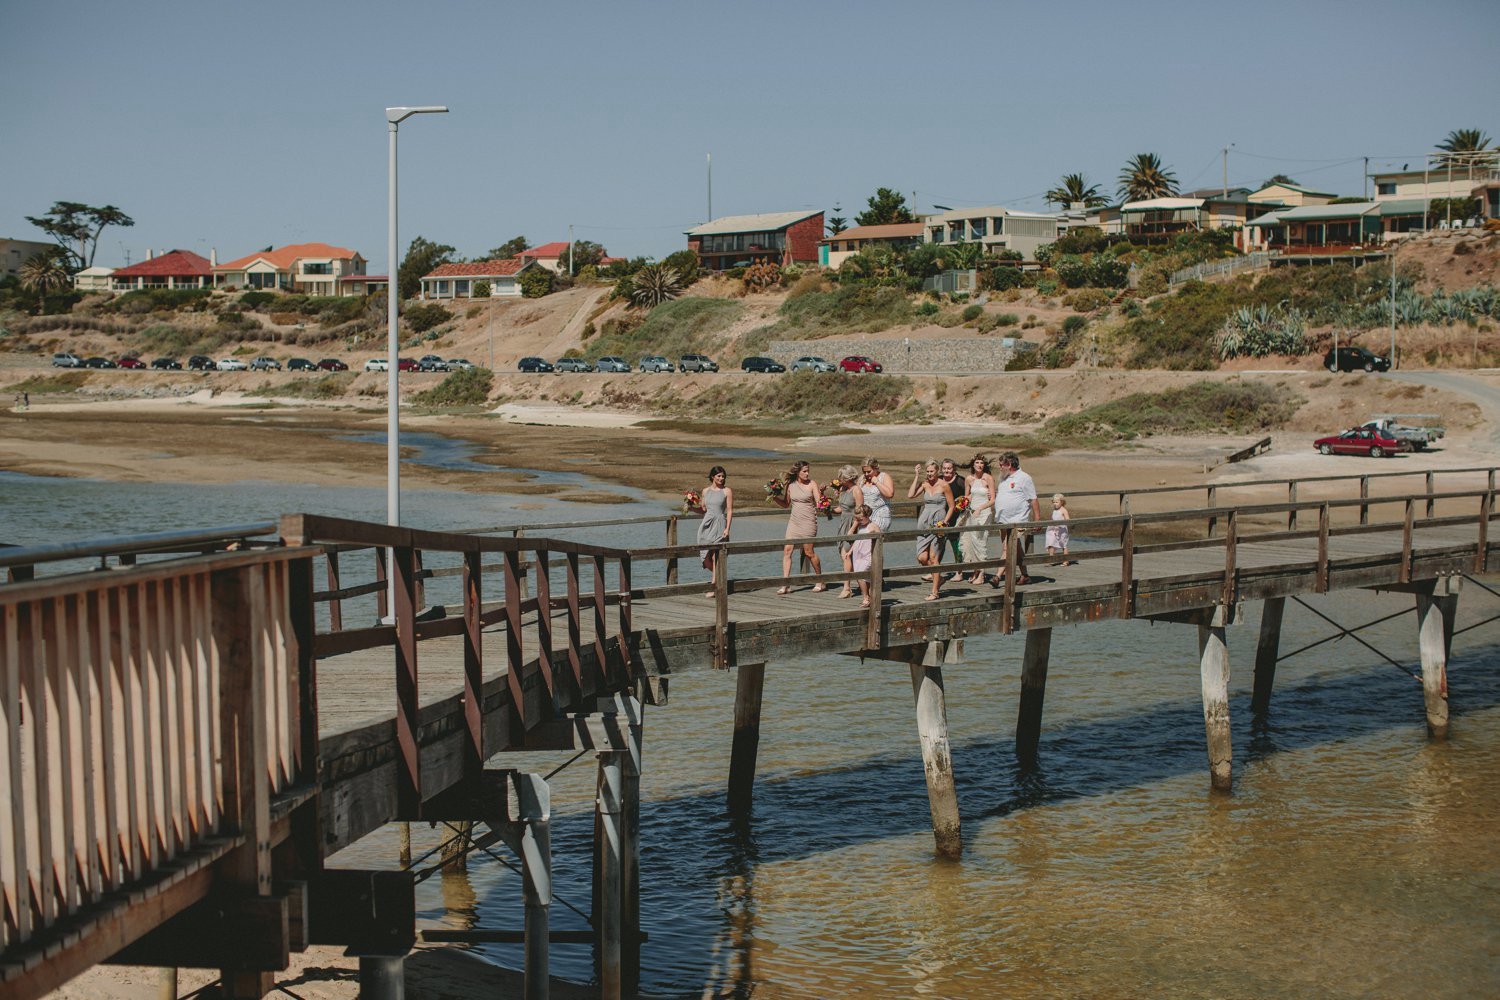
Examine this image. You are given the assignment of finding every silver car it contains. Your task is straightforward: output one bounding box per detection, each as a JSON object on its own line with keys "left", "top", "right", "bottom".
{"left": 639, "top": 355, "right": 673, "bottom": 373}
{"left": 791, "top": 355, "right": 835, "bottom": 373}
{"left": 595, "top": 356, "right": 631, "bottom": 373}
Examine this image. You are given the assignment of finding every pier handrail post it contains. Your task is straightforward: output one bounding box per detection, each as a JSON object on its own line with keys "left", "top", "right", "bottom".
{"left": 1287, "top": 480, "right": 1298, "bottom": 531}
{"left": 462, "top": 549, "right": 484, "bottom": 780}
{"left": 1118, "top": 516, "right": 1134, "bottom": 619}
{"left": 1317, "top": 502, "right": 1331, "bottom": 592}
{"left": 1360, "top": 475, "right": 1370, "bottom": 525}
{"left": 713, "top": 546, "right": 729, "bottom": 670}
{"left": 865, "top": 535, "right": 884, "bottom": 649}
{"left": 324, "top": 549, "right": 343, "bottom": 632}
{"left": 1223, "top": 510, "right": 1238, "bottom": 607}
{"left": 566, "top": 553, "right": 584, "bottom": 692}
{"left": 665, "top": 516, "right": 678, "bottom": 585}
{"left": 617, "top": 555, "right": 633, "bottom": 679}
{"left": 534, "top": 549, "right": 554, "bottom": 701}
{"left": 1002, "top": 526, "right": 1017, "bottom": 633}
{"left": 1477, "top": 489, "right": 1493, "bottom": 574}
{"left": 592, "top": 555, "right": 608, "bottom": 686}
{"left": 394, "top": 543, "right": 421, "bottom": 816}
{"left": 1401, "top": 498, "right": 1415, "bottom": 583}
{"left": 412, "top": 547, "right": 426, "bottom": 610}
{"left": 504, "top": 549, "right": 525, "bottom": 725}
{"left": 514, "top": 528, "right": 529, "bottom": 602}
{"left": 374, "top": 546, "right": 389, "bottom": 621}
{"left": 1206, "top": 486, "right": 1218, "bottom": 538}
{"left": 1426, "top": 471, "right": 1436, "bottom": 518}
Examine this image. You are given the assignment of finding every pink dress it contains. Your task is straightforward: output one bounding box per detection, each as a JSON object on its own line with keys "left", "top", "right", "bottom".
{"left": 851, "top": 524, "right": 877, "bottom": 572}
{"left": 1046, "top": 509, "right": 1070, "bottom": 550}
{"left": 785, "top": 480, "right": 818, "bottom": 539}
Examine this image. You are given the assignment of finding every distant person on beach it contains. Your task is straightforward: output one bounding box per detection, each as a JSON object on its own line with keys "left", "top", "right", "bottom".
{"left": 849, "top": 504, "right": 881, "bottom": 608}
{"left": 1047, "top": 493, "right": 1072, "bottom": 565}
{"left": 962, "top": 454, "right": 997, "bottom": 584}
{"left": 991, "top": 451, "right": 1040, "bottom": 587}
{"left": 940, "top": 458, "right": 966, "bottom": 575}
{"left": 774, "top": 461, "right": 824, "bottom": 595}
{"left": 909, "top": 459, "right": 955, "bottom": 601}
{"left": 833, "top": 463, "right": 862, "bottom": 599}
{"left": 696, "top": 466, "right": 733, "bottom": 596}
{"left": 859, "top": 456, "right": 894, "bottom": 530}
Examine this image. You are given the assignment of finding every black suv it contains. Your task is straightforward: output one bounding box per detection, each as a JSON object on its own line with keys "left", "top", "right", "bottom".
{"left": 1324, "top": 346, "right": 1390, "bottom": 373}
{"left": 187, "top": 355, "right": 216, "bottom": 370}
{"left": 288, "top": 358, "right": 317, "bottom": 371}
{"left": 150, "top": 357, "right": 182, "bottom": 370}
{"left": 518, "top": 357, "right": 555, "bottom": 373}
{"left": 741, "top": 356, "right": 786, "bottom": 373}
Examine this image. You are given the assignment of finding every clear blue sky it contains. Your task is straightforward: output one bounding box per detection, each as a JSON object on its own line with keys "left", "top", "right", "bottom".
{"left": 3, "top": 0, "right": 1497, "bottom": 271}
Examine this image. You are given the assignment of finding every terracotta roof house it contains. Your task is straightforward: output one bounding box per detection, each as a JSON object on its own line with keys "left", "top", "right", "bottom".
{"left": 109, "top": 250, "right": 214, "bottom": 292}
{"left": 516, "top": 242, "right": 624, "bottom": 273}
{"left": 213, "top": 243, "right": 369, "bottom": 296}
{"left": 419, "top": 258, "right": 540, "bottom": 299}
{"left": 820, "top": 223, "right": 923, "bottom": 269}
{"left": 685, "top": 211, "right": 824, "bottom": 272}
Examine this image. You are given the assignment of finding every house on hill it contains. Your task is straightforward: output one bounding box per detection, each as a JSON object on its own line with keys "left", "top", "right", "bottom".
{"left": 1, "top": 237, "right": 58, "bottom": 280}
{"left": 516, "top": 242, "right": 624, "bottom": 273}
{"left": 109, "top": 249, "right": 214, "bottom": 292}
{"left": 72, "top": 266, "right": 116, "bottom": 292}
{"left": 1249, "top": 182, "right": 1336, "bottom": 207}
{"left": 922, "top": 206, "right": 1061, "bottom": 261}
{"left": 213, "top": 243, "right": 369, "bottom": 295}
{"left": 821, "top": 223, "right": 923, "bottom": 269}
{"left": 685, "top": 211, "right": 824, "bottom": 272}
{"left": 418, "top": 258, "right": 540, "bottom": 299}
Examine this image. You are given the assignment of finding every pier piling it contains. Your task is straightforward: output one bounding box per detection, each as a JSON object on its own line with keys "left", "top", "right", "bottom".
{"left": 1198, "top": 606, "right": 1234, "bottom": 791}
{"left": 727, "top": 662, "right": 767, "bottom": 812}
{"left": 1015, "top": 628, "right": 1053, "bottom": 766}
{"left": 1415, "top": 577, "right": 1459, "bottom": 739}
{"left": 1251, "top": 597, "right": 1285, "bottom": 717}
{"left": 909, "top": 643, "right": 961, "bottom": 859}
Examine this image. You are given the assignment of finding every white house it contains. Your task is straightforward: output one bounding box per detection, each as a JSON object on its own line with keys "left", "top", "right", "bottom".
{"left": 419, "top": 258, "right": 539, "bottom": 299}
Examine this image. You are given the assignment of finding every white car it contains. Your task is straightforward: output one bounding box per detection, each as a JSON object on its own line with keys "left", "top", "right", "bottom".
{"left": 217, "top": 358, "right": 248, "bottom": 371}
{"left": 364, "top": 358, "right": 389, "bottom": 372}
{"left": 447, "top": 358, "right": 476, "bottom": 371}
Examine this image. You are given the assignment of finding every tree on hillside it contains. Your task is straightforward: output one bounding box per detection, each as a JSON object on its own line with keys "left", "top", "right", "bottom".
{"left": 1044, "top": 173, "right": 1108, "bottom": 208}
{"left": 25, "top": 201, "right": 135, "bottom": 270}
{"left": 1262, "top": 173, "right": 1299, "bottom": 187}
{"left": 1436, "top": 128, "right": 1492, "bottom": 167}
{"left": 855, "top": 187, "right": 914, "bottom": 226}
{"left": 18, "top": 248, "right": 73, "bottom": 311}
{"left": 486, "top": 235, "right": 529, "bottom": 259}
{"left": 826, "top": 206, "right": 848, "bottom": 235}
{"left": 398, "top": 236, "right": 456, "bottom": 301}
{"left": 1116, "top": 153, "right": 1178, "bottom": 202}
{"left": 566, "top": 240, "right": 606, "bottom": 272}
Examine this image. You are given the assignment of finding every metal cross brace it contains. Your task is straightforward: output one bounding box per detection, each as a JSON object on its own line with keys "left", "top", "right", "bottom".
{"left": 1285, "top": 596, "right": 1421, "bottom": 681}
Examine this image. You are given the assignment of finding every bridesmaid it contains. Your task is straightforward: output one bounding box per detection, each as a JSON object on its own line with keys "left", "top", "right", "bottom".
{"left": 696, "top": 465, "right": 733, "bottom": 597}
{"left": 909, "top": 458, "right": 955, "bottom": 601}
{"left": 962, "top": 454, "right": 997, "bottom": 585}
{"left": 859, "top": 456, "right": 895, "bottom": 530}
{"left": 833, "top": 463, "right": 862, "bottom": 599}
{"left": 774, "top": 460, "right": 824, "bottom": 594}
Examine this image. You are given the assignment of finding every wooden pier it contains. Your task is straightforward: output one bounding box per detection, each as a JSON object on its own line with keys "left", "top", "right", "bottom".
{"left": 1, "top": 466, "right": 1496, "bottom": 998}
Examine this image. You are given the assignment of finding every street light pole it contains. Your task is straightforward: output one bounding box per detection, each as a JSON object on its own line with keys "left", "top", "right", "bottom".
{"left": 385, "top": 104, "right": 448, "bottom": 614}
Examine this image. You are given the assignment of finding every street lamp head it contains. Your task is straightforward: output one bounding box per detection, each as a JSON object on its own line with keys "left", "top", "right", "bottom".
{"left": 386, "top": 106, "right": 449, "bottom": 125}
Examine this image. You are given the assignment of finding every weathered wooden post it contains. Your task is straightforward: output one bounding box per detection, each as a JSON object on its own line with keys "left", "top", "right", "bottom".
{"left": 1015, "top": 627, "right": 1053, "bottom": 765}
{"left": 513, "top": 773, "right": 552, "bottom": 1000}
{"left": 1251, "top": 597, "right": 1285, "bottom": 717}
{"left": 1198, "top": 605, "right": 1233, "bottom": 791}
{"left": 1415, "top": 577, "right": 1459, "bottom": 739}
{"left": 595, "top": 750, "right": 627, "bottom": 1000}
{"left": 909, "top": 645, "right": 962, "bottom": 859}
{"left": 727, "top": 662, "right": 767, "bottom": 812}
{"left": 665, "top": 516, "right": 678, "bottom": 585}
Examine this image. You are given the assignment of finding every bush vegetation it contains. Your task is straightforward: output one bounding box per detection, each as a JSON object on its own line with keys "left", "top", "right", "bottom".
{"left": 248, "top": 374, "right": 354, "bottom": 400}
{"left": 652, "top": 371, "right": 921, "bottom": 423}
{"left": 402, "top": 303, "right": 452, "bottom": 334}
{"left": 1044, "top": 381, "right": 1302, "bottom": 442}
{"left": 411, "top": 367, "right": 494, "bottom": 407}
{"left": 587, "top": 297, "right": 741, "bottom": 360}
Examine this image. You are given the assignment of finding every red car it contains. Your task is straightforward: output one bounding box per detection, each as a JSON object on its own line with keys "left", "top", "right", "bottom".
{"left": 396, "top": 357, "right": 418, "bottom": 372}
{"left": 316, "top": 358, "right": 349, "bottom": 371}
{"left": 116, "top": 357, "right": 145, "bottom": 369}
{"left": 1313, "top": 427, "right": 1405, "bottom": 458}
{"left": 839, "top": 355, "right": 883, "bottom": 373}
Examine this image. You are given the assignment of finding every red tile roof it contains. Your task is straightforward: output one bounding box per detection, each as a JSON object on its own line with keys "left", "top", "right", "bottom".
{"left": 517, "top": 242, "right": 570, "bottom": 260}
{"left": 111, "top": 249, "right": 213, "bottom": 278}
{"left": 422, "top": 259, "right": 530, "bottom": 279}
{"left": 215, "top": 242, "right": 359, "bottom": 272}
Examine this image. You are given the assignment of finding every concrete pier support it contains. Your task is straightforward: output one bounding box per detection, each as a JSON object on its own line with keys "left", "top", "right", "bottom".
{"left": 1015, "top": 628, "right": 1053, "bottom": 766}
{"left": 1251, "top": 596, "right": 1285, "bottom": 717}
{"left": 727, "top": 662, "right": 767, "bottom": 812}
{"left": 1415, "top": 579, "right": 1459, "bottom": 739}
{"left": 1197, "top": 606, "right": 1233, "bottom": 791}
{"left": 358, "top": 955, "right": 405, "bottom": 1000}
{"left": 909, "top": 658, "right": 962, "bottom": 859}
{"left": 595, "top": 752, "right": 627, "bottom": 1000}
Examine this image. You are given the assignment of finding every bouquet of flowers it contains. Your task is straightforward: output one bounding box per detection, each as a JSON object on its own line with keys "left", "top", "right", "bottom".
{"left": 682, "top": 489, "right": 702, "bottom": 514}
{"left": 823, "top": 476, "right": 848, "bottom": 502}
{"left": 816, "top": 495, "right": 834, "bottom": 519}
{"left": 763, "top": 478, "right": 786, "bottom": 503}
{"left": 944, "top": 494, "right": 970, "bottom": 527}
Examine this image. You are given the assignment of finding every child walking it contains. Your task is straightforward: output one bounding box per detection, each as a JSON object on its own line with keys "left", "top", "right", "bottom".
{"left": 1046, "top": 493, "right": 1072, "bottom": 566}
{"left": 849, "top": 504, "right": 882, "bottom": 608}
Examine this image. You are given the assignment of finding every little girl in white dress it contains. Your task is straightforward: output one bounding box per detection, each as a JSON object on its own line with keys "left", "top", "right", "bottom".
{"left": 1046, "top": 493, "right": 1072, "bottom": 565}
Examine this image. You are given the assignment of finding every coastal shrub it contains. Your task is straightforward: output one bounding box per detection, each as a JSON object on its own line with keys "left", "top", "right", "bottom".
{"left": 786, "top": 271, "right": 824, "bottom": 300}
{"left": 249, "top": 373, "right": 353, "bottom": 400}
{"left": 519, "top": 268, "right": 555, "bottom": 298}
{"left": 652, "top": 371, "right": 919, "bottom": 422}
{"left": 411, "top": 367, "right": 493, "bottom": 407}
{"left": 1055, "top": 255, "right": 1093, "bottom": 289}
{"left": 1062, "top": 315, "right": 1088, "bottom": 336}
{"left": 1036, "top": 278, "right": 1059, "bottom": 296}
{"left": 1053, "top": 227, "right": 1107, "bottom": 256}
{"left": 1121, "top": 279, "right": 1240, "bottom": 370}
{"left": 402, "top": 302, "right": 452, "bottom": 333}
{"left": 7, "top": 371, "right": 88, "bottom": 394}
{"left": 1045, "top": 381, "right": 1301, "bottom": 442}
{"left": 1065, "top": 288, "right": 1113, "bottom": 312}
{"left": 472, "top": 281, "right": 492, "bottom": 298}
{"left": 995, "top": 313, "right": 1019, "bottom": 327}
{"left": 588, "top": 297, "right": 740, "bottom": 360}
{"left": 916, "top": 301, "right": 940, "bottom": 317}
{"left": 980, "top": 265, "right": 1023, "bottom": 292}
{"left": 660, "top": 250, "right": 700, "bottom": 285}
{"left": 269, "top": 311, "right": 300, "bottom": 326}
{"left": 239, "top": 291, "right": 276, "bottom": 309}
{"left": 110, "top": 288, "right": 212, "bottom": 314}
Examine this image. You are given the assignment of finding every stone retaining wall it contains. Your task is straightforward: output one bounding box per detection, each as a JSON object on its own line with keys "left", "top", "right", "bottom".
{"left": 765, "top": 337, "right": 1030, "bottom": 373}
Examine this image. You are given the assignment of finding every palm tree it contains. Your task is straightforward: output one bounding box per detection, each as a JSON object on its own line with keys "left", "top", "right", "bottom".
{"left": 1045, "top": 173, "right": 1107, "bottom": 208}
{"left": 18, "top": 249, "right": 72, "bottom": 311}
{"left": 629, "top": 264, "right": 683, "bottom": 308}
{"left": 1436, "top": 128, "right": 1492, "bottom": 167}
{"left": 1117, "top": 153, "right": 1178, "bottom": 202}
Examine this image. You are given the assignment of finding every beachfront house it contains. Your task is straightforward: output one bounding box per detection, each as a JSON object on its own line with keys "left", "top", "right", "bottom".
{"left": 109, "top": 249, "right": 214, "bottom": 291}
{"left": 1246, "top": 200, "right": 1430, "bottom": 251}
{"left": 820, "top": 222, "right": 924, "bottom": 269}
{"left": 72, "top": 266, "right": 115, "bottom": 292}
{"left": 1106, "top": 189, "right": 1272, "bottom": 244}
{"left": 418, "top": 258, "right": 540, "bottom": 299}
{"left": 1372, "top": 154, "right": 1499, "bottom": 225}
{"left": 516, "top": 242, "right": 624, "bottom": 274}
{"left": 1, "top": 236, "right": 58, "bottom": 280}
{"left": 922, "top": 206, "right": 1060, "bottom": 261}
{"left": 213, "top": 243, "right": 370, "bottom": 296}
{"left": 1248, "top": 182, "right": 1336, "bottom": 207}
{"left": 685, "top": 211, "right": 824, "bottom": 272}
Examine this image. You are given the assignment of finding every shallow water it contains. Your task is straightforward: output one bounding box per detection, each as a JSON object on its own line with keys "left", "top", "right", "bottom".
{"left": 5, "top": 472, "right": 1498, "bottom": 997}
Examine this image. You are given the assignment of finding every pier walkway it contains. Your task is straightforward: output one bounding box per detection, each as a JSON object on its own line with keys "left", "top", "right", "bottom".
{"left": 2, "top": 466, "right": 1496, "bottom": 998}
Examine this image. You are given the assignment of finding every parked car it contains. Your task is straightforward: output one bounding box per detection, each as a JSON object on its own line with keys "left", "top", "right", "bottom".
{"left": 288, "top": 358, "right": 317, "bottom": 371}
{"left": 679, "top": 354, "right": 718, "bottom": 373}
{"left": 317, "top": 358, "right": 349, "bottom": 371}
{"left": 447, "top": 359, "right": 476, "bottom": 371}
{"left": 150, "top": 357, "right": 182, "bottom": 370}
{"left": 518, "top": 357, "right": 555, "bottom": 373}
{"left": 217, "top": 358, "right": 248, "bottom": 371}
{"left": 839, "top": 355, "right": 883, "bottom": 373}
{"left": 51, "top": 352, "right": 83, "bottom": 368}
{"left": 595, "top": 356, "right": 631, "bottom": 373}
{"left": 1361, "top": 417, "right": 1443, "bottom": 451}
{"left": 639, "top": 355, "right": 673, "bottom": 373}
{"left": 187, "top": 355, "right": 216, "bottom": 371}
{"left": 555, "top": 357, "right": 593, "bottom": 373}
{"left": 417, "top": 354, "right": 449, "bottom": 372}
{"left": 791, "top": 355, "right": 835, "bottom": 373}
{"left": 1324, "top": 346, "right": 1390, "bottom": 373}
{"left": 83, "top": 356, "right": 117, "bottom": 369}
{"left": 395, "top": 358, "right": 417, "bottom": 372}
{"left": 741, "top": 356, "right": 786, "bottom": 373}
{"left": 1313, "top": 427, "right": 1406, "bottom": 458}
{"left": 116, "top": 357, "right": 146, "bottom": 369}
{"left": 363, "top": 358, "right": 389, "bottom": 372}
{"left": 250, "top": 356, "right": 282, "bottom": 371}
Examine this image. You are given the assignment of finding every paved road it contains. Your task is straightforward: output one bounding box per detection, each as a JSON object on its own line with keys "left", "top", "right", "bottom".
{"left": 1385, "top": 369, "right": 1500, "bottom": 451}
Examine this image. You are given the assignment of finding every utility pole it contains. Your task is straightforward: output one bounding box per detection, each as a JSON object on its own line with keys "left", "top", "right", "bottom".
{"left": 1222, "top": 144, "right": 1234, "bottom": 197}
{"left": 1363, "top": 156, "right": 1370, "bottom": 200}
{"left": 569, "top": 223, "right": 574, "bottom": 276}
{"left": 707, "top": 152, "right": 712, "bottom": 222}
{"left": 1389, "top": 242, "right": 1397, "bottom": 368}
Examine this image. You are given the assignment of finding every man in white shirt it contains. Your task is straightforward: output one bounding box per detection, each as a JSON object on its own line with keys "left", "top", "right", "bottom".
{"left": 992, "top": 451, "right": 1040, "bottom": 585}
